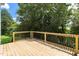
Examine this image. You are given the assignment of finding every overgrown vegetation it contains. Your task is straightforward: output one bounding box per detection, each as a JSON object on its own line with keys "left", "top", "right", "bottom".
{"left": 1, "top": 9, "right": 17, "bottom": 44}
{"left": 16, "top": 3, "right": 79, "bottom": 47}
{"left": 1, "top": 9, "right": 17, "bottom": 35}
{"left": 1, "top": 3, "right": 79, "bottom": 45}
{"left": 17, "top": 3, "right": 72, "bottom": 33}
{"left": 1, "top": 35, "right": 12, "bottom": 44}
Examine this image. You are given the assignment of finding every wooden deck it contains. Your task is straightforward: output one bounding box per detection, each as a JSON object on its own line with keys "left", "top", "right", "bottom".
{"left": 0, "top": 39, "right": 72, "bottom": 56}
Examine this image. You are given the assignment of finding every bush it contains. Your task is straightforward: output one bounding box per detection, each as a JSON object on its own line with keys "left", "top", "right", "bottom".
{"left": 1, "top": 35, "right": 12, "bottom": 44}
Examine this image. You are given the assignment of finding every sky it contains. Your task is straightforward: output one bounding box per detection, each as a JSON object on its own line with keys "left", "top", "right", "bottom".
{"left": 1, "top": 3, "right": 19, "bottom": 21}
{"left": 8, "top": 3, "right": 19, "bottom": 20}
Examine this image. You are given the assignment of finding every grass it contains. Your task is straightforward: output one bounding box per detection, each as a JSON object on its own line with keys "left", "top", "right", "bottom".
{"left": 1, "top": 35, "right": 12, "bottom": 44}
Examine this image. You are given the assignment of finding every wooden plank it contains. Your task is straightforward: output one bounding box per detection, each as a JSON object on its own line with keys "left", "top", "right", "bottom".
{"left": 32, "top": 31, "right": 79, "bottom": 37}
{"left": 30, "top": 31, "right": 33, "bottom": 39}
{"left": 10, "top": 43, "right": 21, "bottom": 56}
{"left": 13, "top": 31, "right": 79, "bottom": 38}
{"left": 13, "top": 31, "right": 30, "bottom": 34}
{"left": 44, "top": 33, "right": 46, "bottom": 42}
{"left": 75, "top": 35, "right": 78, "bottom": 50}
{"left": 0, "top": 39, "right": 72, "bottom": 56}
{"left": 0, "top": 45, "right": 3, "bottom": 56}
{"left": 13, "top": 32, "right": 15, "bottom": 42}
{"left": 3, "top": 44, "right": 8, "bottom": 56}
{"left": 75, "top": 35, "right": 79, "bottom": 54}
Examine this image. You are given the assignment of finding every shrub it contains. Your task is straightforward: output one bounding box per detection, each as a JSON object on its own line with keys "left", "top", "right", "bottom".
{"left": 1, "top": 35, "right": 12, "bottom": 44}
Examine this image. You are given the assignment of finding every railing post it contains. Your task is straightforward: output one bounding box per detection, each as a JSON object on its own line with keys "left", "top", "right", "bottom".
{"left": 13, "top": 32, "right": 15, "bottom": 42}
{"left": 75, "top": 35, "right": 78, "bottom": 50}
{"left": 44, "top": 33, "right": 46, "bottom": 42}
{"left": 75, "top": 35, "right": 78, "bottom": 55}
{"left": 30, "top": 31, "right": 33, "bottom": 39}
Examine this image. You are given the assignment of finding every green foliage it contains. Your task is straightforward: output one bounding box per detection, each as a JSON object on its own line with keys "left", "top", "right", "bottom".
{"left": 71, "top": 4, "right": 79, "bottom": 34}
{"left": 17, "top": 3, "right": 71, "bottom": 33}
{"left": 16, "top": 3, "right": 72, "bottom": 44}
{"left": 8, "top": 21, "right": 18, "bottom": 35}
{"left": 1, "top": 35, "right": 12, "bottom": 44}
{"left": 1, "top": 9, "right": 17, "bottom": 35}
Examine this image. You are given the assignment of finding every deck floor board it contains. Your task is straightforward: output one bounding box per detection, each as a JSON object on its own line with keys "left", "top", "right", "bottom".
{"left": 0, "top": 39, "right": 72, "bottom": 56}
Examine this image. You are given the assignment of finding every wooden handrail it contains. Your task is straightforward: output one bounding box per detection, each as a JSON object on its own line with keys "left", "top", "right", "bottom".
{"left": 13, "top": 31, "right": 30, "bottom": 34}
{"left": 13, "top": 31, "right": 79, "bottom": 37}
{"left": 13, "top": 31, "right": 79, "bottom": 55}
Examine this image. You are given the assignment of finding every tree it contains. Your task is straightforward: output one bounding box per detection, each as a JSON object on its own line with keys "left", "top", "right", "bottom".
{"left": 16, "top": 3, "right": 74, "bottom": 45}
{"left": 1, "top": 9, "right": 14, "bottom": 35}
{"left": 17, "top": 3, "right": 71, "bottom": 33}
{"left": 71, "top": 4, "right": 79, "bottom": 34}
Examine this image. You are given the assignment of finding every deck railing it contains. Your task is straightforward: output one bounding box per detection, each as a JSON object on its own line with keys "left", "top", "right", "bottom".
{"left": 13, "top": 31, "right": 79, "bottom": 55}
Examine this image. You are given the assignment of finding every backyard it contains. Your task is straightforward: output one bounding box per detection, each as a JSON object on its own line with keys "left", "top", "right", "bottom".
{"left": 0, "top": 3, "right": 79, "bottom": 56}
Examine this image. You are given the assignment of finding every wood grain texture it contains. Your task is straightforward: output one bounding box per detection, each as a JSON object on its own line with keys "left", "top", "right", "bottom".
{"left": 0, "top": 39, "right": 72, "bottom": 56}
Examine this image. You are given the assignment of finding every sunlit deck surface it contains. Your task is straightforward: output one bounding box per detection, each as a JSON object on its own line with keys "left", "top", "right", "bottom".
{"left": 0, "top": 38, "right": 73, "bottom": 56}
